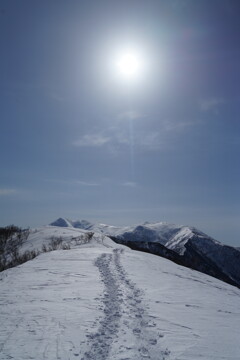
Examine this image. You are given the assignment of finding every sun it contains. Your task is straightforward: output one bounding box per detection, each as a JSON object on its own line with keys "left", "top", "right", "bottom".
{"left": 114, "top": 48, "right": 144, "bottom": 80}
{"left": 117, "top": 52, "right": 141, "bottom": 76}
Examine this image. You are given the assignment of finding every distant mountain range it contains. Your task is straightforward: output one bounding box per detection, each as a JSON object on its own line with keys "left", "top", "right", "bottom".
{"left": 50, "top": 218, "right": 240, "bottom": 288}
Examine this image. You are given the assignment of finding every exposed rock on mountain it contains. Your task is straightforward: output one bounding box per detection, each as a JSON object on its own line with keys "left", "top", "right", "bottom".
{"left": 50, "top": 218, "right": 240, "bottom": 288}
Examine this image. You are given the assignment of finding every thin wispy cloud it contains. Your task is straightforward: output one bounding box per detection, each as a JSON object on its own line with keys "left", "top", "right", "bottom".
{"left": 75, "top": 180, "right": 100, "bottom": 187}
{"left": 121, "top": 181, "right": 138, "bottom": 188}
{"left": 73, "top": 134, "right": 111, "bottom": 147}
{"left": 200, "top": 98, "right": 225, "bottom": 112}
{"left": 45, "top": 179, "right": 100, "bottom": 187}
{"left": 118, "top": 110, "right": 144, "bottom": 121}
{"left": 73, "top": 128, "right": 164, "bottom": 152}
{"left": 0, "top": 188, "right": 16, "bottom": 196}
{"left": 73, "top": 115, "right": 200, "bottom": 154}
{"left": 138, "top": 131, "right": 163, "bottom": 151}
{"left": 163, "top": 118, "right": 199, "bottom": 132}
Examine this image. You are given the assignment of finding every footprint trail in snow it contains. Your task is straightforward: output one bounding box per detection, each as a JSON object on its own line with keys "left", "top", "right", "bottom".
{"left": 83, "top": 249, "right": 170, "bottom": 360}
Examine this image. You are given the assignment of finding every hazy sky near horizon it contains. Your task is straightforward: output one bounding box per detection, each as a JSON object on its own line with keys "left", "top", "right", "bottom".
{"left": 0, "top": 0, "right": 240, "bottom": 246}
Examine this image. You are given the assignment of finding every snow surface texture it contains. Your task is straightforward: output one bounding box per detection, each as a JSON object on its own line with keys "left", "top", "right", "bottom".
{"left": 1, "top": 226, "right": 240, "bottom": 359}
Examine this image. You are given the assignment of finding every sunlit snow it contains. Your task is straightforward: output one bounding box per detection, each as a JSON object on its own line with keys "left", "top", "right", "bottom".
{"left": 0, "top": 226, "right": 239, "bottom": 359}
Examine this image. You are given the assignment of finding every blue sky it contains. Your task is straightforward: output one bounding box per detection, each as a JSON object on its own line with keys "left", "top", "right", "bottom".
{"left": 0, "top": 0, "right": 240, "bottom": 246}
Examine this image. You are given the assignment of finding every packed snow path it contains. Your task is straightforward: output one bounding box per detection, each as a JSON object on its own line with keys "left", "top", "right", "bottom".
{"left": 84, "top": 249, "right": 169, "bottom": 360}
{"left": 0, "top": 229, "right": 240, "bottom": 360}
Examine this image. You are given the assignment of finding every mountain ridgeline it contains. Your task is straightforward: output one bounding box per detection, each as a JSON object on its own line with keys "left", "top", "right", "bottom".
{"left": 50, "top": 218, "right": 240, "bottom": 288}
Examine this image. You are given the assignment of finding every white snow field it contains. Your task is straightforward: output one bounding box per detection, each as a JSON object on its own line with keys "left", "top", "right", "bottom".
{"left": 0, "top": 226, "right": 240, "bottom": 360}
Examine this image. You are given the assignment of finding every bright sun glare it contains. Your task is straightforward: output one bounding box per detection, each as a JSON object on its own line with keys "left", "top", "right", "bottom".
{"left": 114, "top": 49, "right": 144, "bottom": 80}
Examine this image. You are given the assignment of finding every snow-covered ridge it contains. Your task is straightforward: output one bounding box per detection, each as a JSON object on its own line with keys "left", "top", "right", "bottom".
{"left": 49, "top": 217, "right": 218, "bottom": 253}
{"left": 9, "top": 225, "right": 124, "bottom": 265}
{"left": 1, "top": 225, "right": 240, "bottom": 360}
{"left": 49, "top": 218, "right": 240, "bottom": 288}
{"left": 50, "top": 218, "right": 93, "bottom": 230}
{"left": 50, "top": 218, "right": 208, "bottom": 247}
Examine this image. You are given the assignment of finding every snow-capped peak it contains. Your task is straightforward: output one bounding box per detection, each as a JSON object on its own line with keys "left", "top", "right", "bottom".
{"left": 50, "top": 217, "right": 73, "bottom": 228}
{"left": 50, "top": 218, "right": 93, "bottom": 230}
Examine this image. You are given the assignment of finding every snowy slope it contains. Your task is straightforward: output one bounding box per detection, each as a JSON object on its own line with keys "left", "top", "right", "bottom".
{"left": 108, "top": 222, "right": 185, "bottom": 245}
{"left": 20, "top": 225, "right": 94, "bottom": 254}
{"left": 50, "top": 218, "right": 240, "bottom": 288}
{"left": 0, "top": 228, "right": 240, "bottom": 360}
{"left": 50, "top": 217, "right": 129, "bottom": 236}
{"left": 50, "top": 218, "right": 188, "bottom": 243}
{"left": 49, "top": 218, "right": 214, "bottom": 250}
